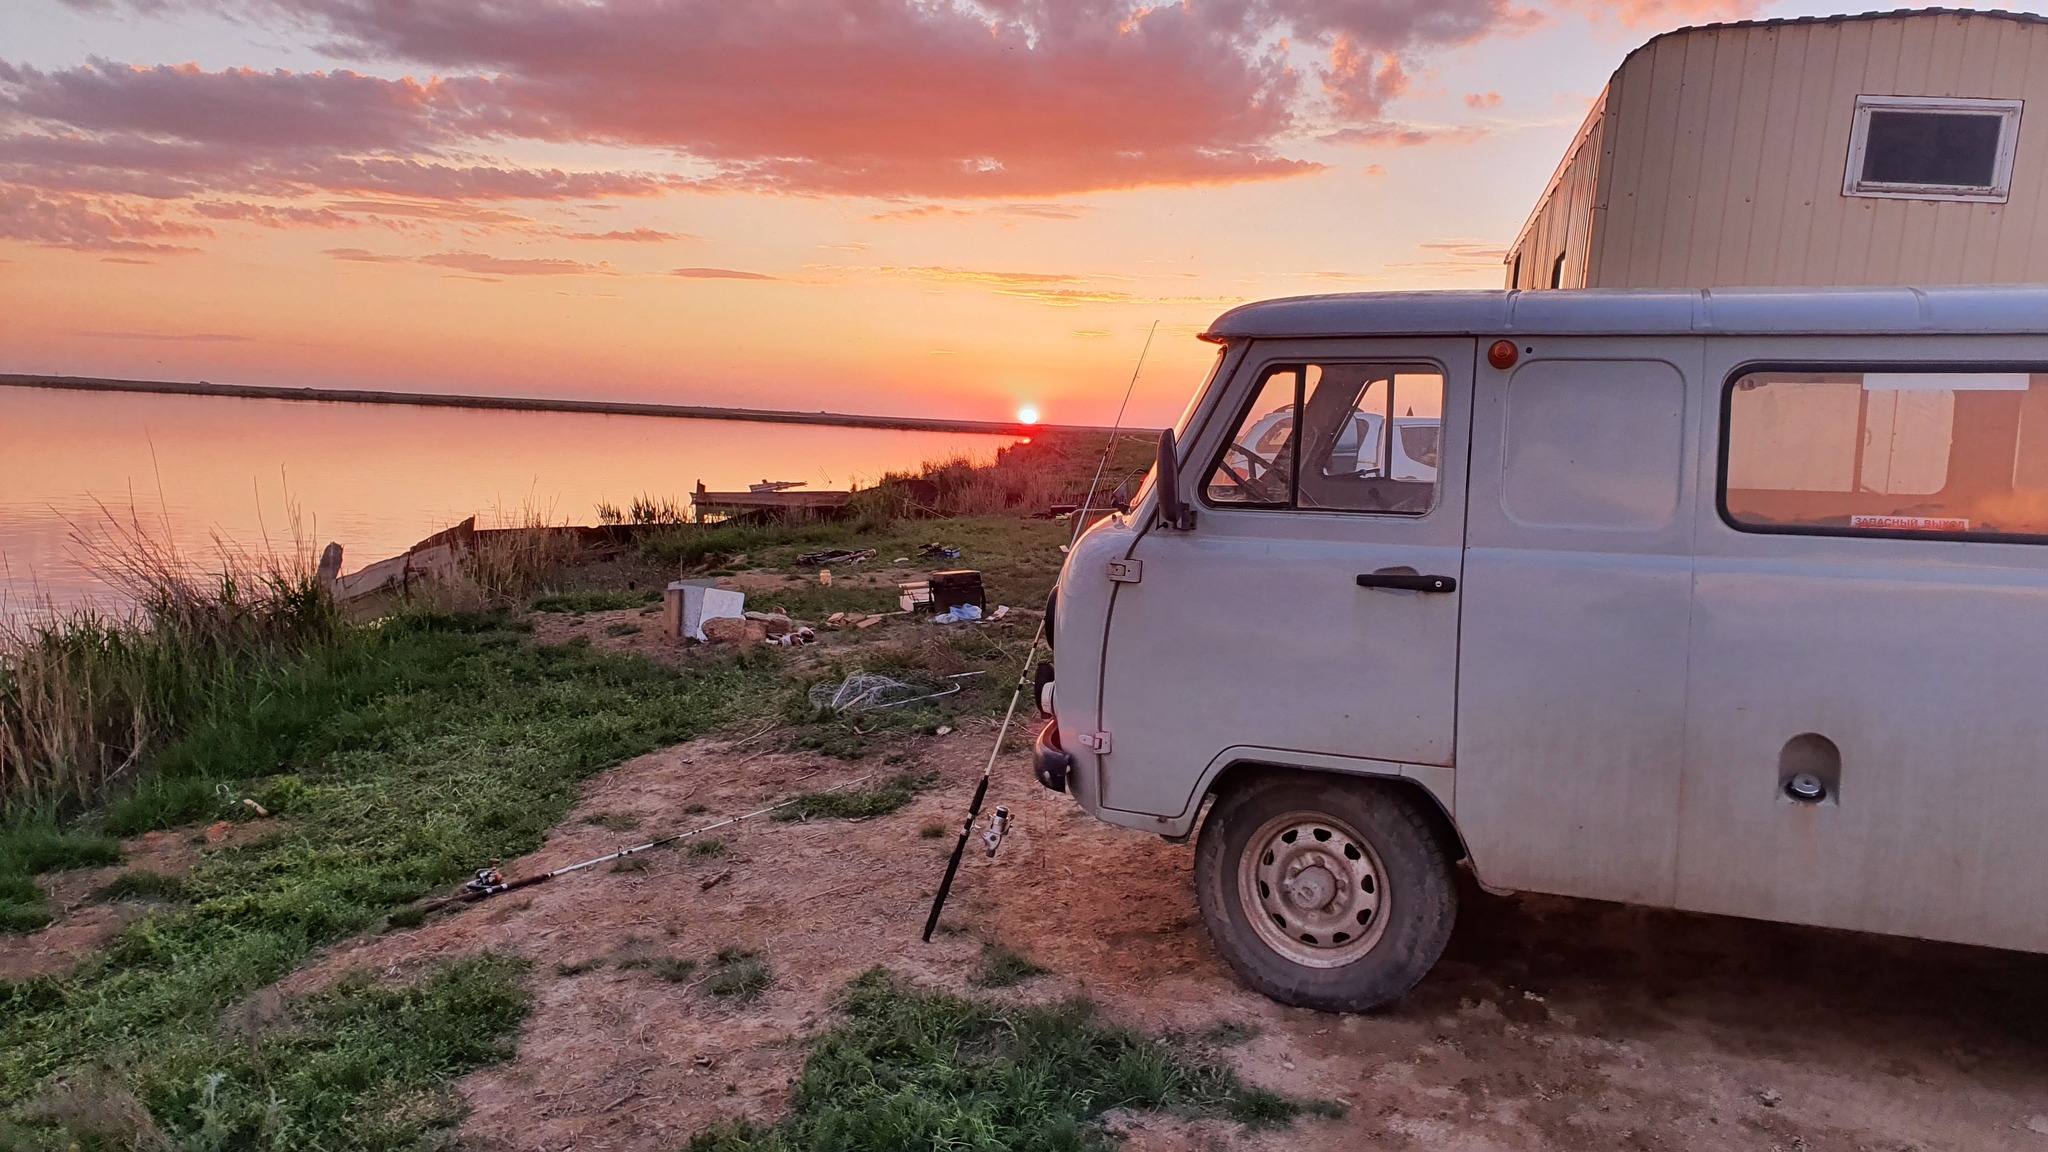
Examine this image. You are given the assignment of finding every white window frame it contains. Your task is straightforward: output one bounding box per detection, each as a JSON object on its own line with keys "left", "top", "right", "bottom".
{"left": 1843, "top": 94, "right": 2023, "bottom": 203}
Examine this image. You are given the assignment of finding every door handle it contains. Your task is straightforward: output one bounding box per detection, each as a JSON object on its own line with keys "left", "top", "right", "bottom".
{"left": 1356, "top": 570, "right": 1457, "bottom": 593}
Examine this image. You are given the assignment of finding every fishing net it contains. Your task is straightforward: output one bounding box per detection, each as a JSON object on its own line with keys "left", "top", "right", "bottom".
{"left": 808, "top": 672, "right": 923, "bottom": 714}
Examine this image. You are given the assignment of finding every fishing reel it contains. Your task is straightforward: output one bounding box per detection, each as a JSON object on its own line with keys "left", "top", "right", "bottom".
{"left": 981, "top": 806, "right": 1011, "bottom": 859}
{"left": 464, "top": 861, "right": 505, "bottom": 894}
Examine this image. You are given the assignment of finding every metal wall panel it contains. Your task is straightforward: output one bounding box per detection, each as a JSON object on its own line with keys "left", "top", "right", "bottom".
{"left": 1510, "top": 12, "right": 2048, "bottom": 288}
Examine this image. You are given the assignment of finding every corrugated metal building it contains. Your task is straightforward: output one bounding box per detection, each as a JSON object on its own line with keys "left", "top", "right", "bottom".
{"left": 1507, "top": 8, "right": 2048, "bottom": 289}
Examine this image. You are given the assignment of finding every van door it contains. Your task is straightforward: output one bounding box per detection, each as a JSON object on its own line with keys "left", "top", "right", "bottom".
{"left": 1677, "top": 338, "right": 2048, "bottom": 952}
{"left": 1093, "top": 339, "right": 1473, "bottom": 821}
{"left": 1453, "top": 342, "right": 1698, "bottom": 905}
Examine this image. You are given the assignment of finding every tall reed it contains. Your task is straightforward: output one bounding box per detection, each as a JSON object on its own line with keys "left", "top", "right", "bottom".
{"left": 463, "top": 503, "right": 585, "bottom": 608}
{"left": 0, "top": 509, "right": 338, "bottom": 819}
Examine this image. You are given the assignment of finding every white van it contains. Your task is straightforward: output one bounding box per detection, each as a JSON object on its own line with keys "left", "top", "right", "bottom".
{"left": 1032, "top": 286, "right": 2048, "bottom": 1012}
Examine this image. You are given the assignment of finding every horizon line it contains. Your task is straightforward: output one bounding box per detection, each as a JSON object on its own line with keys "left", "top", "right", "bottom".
{"left": 0, "top": 374, "right": 1151, "bottom": 438}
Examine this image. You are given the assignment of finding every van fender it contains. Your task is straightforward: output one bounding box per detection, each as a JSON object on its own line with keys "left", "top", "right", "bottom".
{"left": 1097, "top": 747, "right": 1493, "bottom": 888}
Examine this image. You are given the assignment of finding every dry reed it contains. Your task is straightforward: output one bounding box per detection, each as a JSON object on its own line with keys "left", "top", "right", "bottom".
{"left": 0, "top": 504, "right": 336, "bottom": 818}
{"left": 462, "top": 503, "right": 584, "bottom": 608}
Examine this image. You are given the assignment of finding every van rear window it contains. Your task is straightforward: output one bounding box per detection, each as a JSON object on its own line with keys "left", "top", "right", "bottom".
{"left": 1722, "top": 369, "right": 2048, "bottom": 540}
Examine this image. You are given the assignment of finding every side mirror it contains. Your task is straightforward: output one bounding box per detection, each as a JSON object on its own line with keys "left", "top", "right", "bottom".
{"left": 1156, "top": 429, "right": 1196, "bottom": 531}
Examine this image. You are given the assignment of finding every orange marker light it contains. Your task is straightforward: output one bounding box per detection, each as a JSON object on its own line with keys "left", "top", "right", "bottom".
{"left": 1487, "top": 340, "right": 1519, "bottom": 370}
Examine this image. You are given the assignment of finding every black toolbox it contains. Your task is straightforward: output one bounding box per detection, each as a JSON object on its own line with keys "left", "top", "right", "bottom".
{"left": 928, "top": 570, "right": 986, "bottom": 613}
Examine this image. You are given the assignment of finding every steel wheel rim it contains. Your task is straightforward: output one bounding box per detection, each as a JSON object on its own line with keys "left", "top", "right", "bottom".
{"left": 1237, "top": 810, "right": 1389, "bottom": 968}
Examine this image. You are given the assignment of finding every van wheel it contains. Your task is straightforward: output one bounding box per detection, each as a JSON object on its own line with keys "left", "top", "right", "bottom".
{"left": 1194, "top": 773, "right": 1455, "bottom": 1012}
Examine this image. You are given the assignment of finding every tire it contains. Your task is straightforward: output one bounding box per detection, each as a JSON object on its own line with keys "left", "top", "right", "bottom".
{"left": 1194, "top": 771, "right": 1456, "bottom": 1012}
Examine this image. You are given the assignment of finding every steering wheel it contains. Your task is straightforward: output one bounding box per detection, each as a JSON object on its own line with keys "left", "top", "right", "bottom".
{"left": 1219, "top": 441, "right": 1289, "bottom": 502}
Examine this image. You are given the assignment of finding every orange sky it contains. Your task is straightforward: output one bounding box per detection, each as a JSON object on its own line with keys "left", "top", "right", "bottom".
{"left": 1, "top": 0, "right": 1962, "bottom": 426}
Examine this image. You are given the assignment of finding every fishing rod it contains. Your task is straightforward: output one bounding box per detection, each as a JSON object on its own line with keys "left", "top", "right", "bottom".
{"left": 420, "top": 771, "right": 877, "bottom": 913}
{"left": 921, "top": 321, "right": 1159, "bottom": 942}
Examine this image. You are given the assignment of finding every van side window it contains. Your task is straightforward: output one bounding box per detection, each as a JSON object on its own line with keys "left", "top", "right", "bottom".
{"left": 1723, "top": 369, "right": 2048, "bottom": 539}
{"left": 1205, "top": 362, "right": 1444, "bottom": 515}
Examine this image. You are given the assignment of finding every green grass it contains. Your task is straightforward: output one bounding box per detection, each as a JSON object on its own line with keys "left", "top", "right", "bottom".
{"left": 973, "top": 943, "right": 1050, "bottom": 989}
{"left": 0, "top": 873, "right": 51, "bottom": 934}
{"left": 92, "top": 870, "right": 190, "bottom": 904}
{"left": 705, "top": 948, "right": 772, "bottom": 1004}
{"left": 529, "top": 589, "right": 661, "bottom": 613}
{"left": 0, "top": 616, "right": 776, "bottom": 1146}
{"left": 684, "top": 969, "right": 1339, "bottom": 1151}
{"left": 3, "top": 953, "right": 532, "bottom": 1152}
{"left": 770, "top": 772, "right": 935, "bottom": 822}
{"left": 0, "top": 824, "right": 126, "bottom": 934}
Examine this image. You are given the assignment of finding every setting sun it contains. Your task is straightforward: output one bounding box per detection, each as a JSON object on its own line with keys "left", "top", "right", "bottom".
{"left": 1017, "top": 406, "right": 1041, "bottom": 425}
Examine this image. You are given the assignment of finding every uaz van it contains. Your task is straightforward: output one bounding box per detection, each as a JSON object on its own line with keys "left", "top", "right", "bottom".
{"left": 1032, "top": 286, "right": 2048, "bottom": 1012}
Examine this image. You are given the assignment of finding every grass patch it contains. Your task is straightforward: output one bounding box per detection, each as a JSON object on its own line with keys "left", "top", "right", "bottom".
{"left": 91, "top": 870, "right": 189, "bottom": 904}
{"left": 0, "top": 826, "right": 123, "bottom": 876}
{"left": 651, "top": 956, "right": 698, "bottom": 983}
{"left": 705, "top": 948, "right": 772, "bottom": 1004}
{"left": 974, "top": 943, "right": 1050, "bottom": 989}
{"left": 684, "top": 969, "right": 1339, "bottom": 1151}
{"left": 0, "top": 873, "right": 51, "bottom": 934}
{"left": 687, "top": 838, "right": 726, "bottom": 858}
{"left": 531, "top": 589, "right": 660, "bottom": 614}
{"left": 603, "top": 622, "right": 644, "bottom": 638}
{"left": 919, "top": 823, "right": 948, "bottom": 840}
{"left": 770, "top": 772, "right": 935, "bottom": 823}
{"left": 0, "top": 617, "right": 775, "bottom": 1144}
{"left": 12, "top": 953, "right": 531, "bottom": 1152}
{"left": 611, "top": 855, "right": 652, "bottom": 873}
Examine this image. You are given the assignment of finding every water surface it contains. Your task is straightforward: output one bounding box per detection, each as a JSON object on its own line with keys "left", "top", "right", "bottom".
{"left": 1, "top": 387, "right": 1011, "bottom": 617}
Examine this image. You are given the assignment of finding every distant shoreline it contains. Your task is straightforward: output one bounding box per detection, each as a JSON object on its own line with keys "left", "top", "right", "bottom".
{"left": 0, "top": 373, "right": 1148, "bottom": 437}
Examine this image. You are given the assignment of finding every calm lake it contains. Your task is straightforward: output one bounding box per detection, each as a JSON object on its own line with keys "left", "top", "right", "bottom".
{"left": 0, "top": 386, "right": 1014, "bottom": 618}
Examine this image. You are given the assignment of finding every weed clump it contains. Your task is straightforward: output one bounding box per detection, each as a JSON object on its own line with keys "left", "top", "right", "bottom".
{"left": 686, "top": 969, "right": 1339, "bottom": 1151}
{"left": 706, "top": 948, "right": 772, "bottom": 1003}
{"left": 770, "top": 773, "right": 935, "bottom": 823}
{"left": 974, "top": 943, "right": 1050, "bottom": 989}
{"left": 687, "top": 838, "right": 727, "bottom": 858}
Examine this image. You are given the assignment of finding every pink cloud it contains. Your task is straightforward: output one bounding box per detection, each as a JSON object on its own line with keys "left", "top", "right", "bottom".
{"left": 0, "top": 184, "right": 208, "bottom": 251}
{"left": 1554, "top": 0, "right": 1767, "bottom": 29}
{"left": 1321, "top": 121, "right": 1490, "bottom": 147}
{"left": 1, "top": 0, "right": 1533, "bottom": 253}
{"left": 668, "top": 267, "right": 776, "bottom": 280}
{"left": 323, "top": 246, "right": 613, "bottom": 275}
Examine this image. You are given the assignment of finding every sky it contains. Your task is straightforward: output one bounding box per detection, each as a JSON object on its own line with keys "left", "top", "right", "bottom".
{"left": 3, "top": 0, "right": 2033, "bottom": 426}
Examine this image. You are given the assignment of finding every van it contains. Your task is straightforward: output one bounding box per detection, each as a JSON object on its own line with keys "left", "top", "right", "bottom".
{"left": 1032, "top": 286, "right": 2048, "bottom": 1012}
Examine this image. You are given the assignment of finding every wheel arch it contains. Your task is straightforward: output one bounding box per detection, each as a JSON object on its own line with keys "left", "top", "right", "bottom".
{"left": 1195, "top": 754, "right": 1469, "bottom": 867}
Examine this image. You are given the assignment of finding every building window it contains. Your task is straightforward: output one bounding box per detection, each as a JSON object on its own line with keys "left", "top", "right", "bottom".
{"left": 1843, "top": 95, "right": 2022, "bottom": 203}
{"left": 1549, "top": 251, "right": 1566, "bottom": 289}
{"left": 1721, "top": 368, "right": 2048, "bottom": 541}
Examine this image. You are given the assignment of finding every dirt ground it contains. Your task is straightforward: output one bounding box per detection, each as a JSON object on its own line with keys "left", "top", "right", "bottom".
{"left": 262, "top": 720, "right": 2048, "bottom": 1152}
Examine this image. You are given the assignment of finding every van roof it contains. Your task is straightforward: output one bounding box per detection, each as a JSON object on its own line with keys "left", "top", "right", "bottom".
{"left": 1201, "top": 286, "right": 2048, "bottom": 343}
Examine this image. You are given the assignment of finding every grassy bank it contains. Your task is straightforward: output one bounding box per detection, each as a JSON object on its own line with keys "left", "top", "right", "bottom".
{"left": 0, "top": 616, "right": 778, "bottom": 1148}
{"left": 0, "top": 430, "right": 1174, "bottom": 1147}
